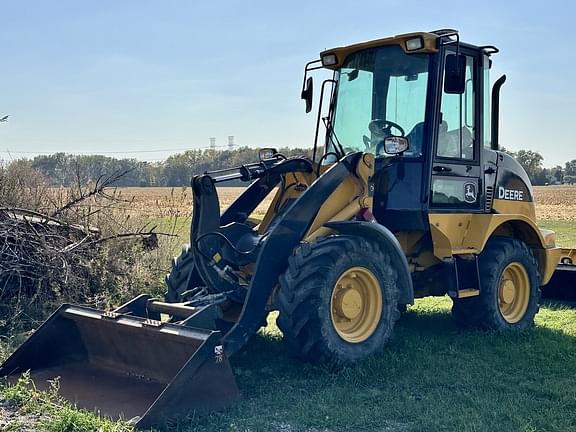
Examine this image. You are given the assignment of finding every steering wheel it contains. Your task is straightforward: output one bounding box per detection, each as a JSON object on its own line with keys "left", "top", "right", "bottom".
{"left": 369, "top": 119, "right": 405, "bottom": 138}
{"left": 368, "top": 119, "right": 406, "bottom": 155}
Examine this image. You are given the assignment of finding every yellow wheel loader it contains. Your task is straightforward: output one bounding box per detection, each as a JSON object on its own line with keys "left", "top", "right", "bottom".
{"left": 1, "top": 29, "right": 573, "bottom": 428}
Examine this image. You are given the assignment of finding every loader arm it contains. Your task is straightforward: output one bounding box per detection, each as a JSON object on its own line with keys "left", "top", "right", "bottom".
{"left": 223, "top": 153, "right": 363, "bottom": 354}
{"left": 186, "top": 152, "right": 370, "bottom": 354}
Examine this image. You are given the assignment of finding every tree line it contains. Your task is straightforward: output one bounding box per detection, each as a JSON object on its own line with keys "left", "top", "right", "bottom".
{"left": 6, "top": 147, "right": 575, "bottom": 187}
{"left": 9, "top": 147, "right": 313, "bottom": 187}
{"left": 504, "top": 149, "right": 576, "bottom": 185}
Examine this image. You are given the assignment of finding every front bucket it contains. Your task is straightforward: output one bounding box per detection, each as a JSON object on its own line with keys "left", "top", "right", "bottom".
{"left": 541, "top": 264, "right": 576, "bottom": 302}
{"left": 0, "top": 304, "right": 240, "bottom": 429}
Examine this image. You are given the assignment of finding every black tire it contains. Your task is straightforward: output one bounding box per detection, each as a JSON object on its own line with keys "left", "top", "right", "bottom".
{"left": 165, "top": 244, "right": 195, "bottom": 303}
{"left": 276, "top": 236, "right": 401, "bottom": 363}
{"left": 451, "top": 237, "right": 540, "bottom": 331}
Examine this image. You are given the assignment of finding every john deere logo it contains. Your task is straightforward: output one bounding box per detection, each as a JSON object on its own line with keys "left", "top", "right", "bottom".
{"left": 464, "top": 182, "right": 477, "bottom": 203}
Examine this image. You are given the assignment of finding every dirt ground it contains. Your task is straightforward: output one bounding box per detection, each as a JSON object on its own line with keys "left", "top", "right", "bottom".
{"left": 0, "top": 402, "right": 46, "bottom": 432}
{"left": 533, "top": 185, "right": 576, "bottom": 221}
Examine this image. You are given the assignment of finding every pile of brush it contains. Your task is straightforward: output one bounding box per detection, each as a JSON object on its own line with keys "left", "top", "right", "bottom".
{"left": 0, "top": 164, "right": 165, "bottom": 332}
{"left": 0, "top": 207, "right": 100, "bottom": 300}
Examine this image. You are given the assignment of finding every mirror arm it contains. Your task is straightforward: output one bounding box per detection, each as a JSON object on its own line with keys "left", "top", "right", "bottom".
{"left": 301, "top": 59, "right": 322, "bottom": 96}
{"left": 313, "top": 79, "right": 337, "bottom": 163}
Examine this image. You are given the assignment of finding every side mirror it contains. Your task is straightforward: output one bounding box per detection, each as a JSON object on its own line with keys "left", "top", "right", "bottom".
{"left": 444, "top": 54, "right": 466, "bottom": 94}
{"left": 384, "top": 136, "right": 409, "bottom": 155}
{"left": 259, "top": 148, "right": 278, "bottom": 161}
{"left": 301, "top": 76, "right": 313, "bottom": 113}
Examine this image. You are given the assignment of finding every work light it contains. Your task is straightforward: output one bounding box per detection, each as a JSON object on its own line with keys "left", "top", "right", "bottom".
{"left": 405, "top": 37, "right": 424, "bottom": 51}
{"left": 321, "top": 53, "right": 338, "bottom": 66}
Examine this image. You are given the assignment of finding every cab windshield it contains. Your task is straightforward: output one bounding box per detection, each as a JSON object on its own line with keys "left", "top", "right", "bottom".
{"left": 329, "top": 45, "right": 430, "bottom": 158}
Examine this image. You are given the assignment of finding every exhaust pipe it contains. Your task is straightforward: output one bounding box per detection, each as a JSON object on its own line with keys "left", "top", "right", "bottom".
{"left": 0, "top": 304, "right": 240, "bottom": 429}
{"left": 491, "top": 74, "right": 506, "bottom": 151}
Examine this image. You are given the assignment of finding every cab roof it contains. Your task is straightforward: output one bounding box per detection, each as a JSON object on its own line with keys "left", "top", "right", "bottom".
{"left": 319, "top": 30, "right": 497, "bottom": 70}
{"left": 320, "top": 32, "right": 439, "bottom": 70}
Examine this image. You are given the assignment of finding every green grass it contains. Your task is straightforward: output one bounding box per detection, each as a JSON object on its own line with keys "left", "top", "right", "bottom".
{"left": 4, "top": 300, "right": 576, "bottom": 432}
{"left": 2, "top": 223, "right": 576, "bottom": 431}
{"left": 539, "top": 221, "right": 576, "bottom": 247}
{"left": 0, "top": 373, "right": 132, "bottom": 432}
{"left": 179, "top": 300, "right": 576, "bottom": 432}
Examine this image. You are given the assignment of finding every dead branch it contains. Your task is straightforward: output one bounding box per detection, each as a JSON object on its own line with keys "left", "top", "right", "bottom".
{"left": 49, "top": 168, "right": 134, "bottom": 218}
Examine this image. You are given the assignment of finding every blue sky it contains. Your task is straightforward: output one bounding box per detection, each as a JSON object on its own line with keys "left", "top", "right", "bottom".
{"left": 0, "top": 0, "right": 574, "bottom": 166}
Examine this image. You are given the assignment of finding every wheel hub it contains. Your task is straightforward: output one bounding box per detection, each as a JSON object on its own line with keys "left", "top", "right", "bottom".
{"left": 334, "top": 288, "right": 362, "bottom": 320}
{"left": 498, "top": 262, "right": 530, "bottom": 323}
{"left": 500, "top": 280, "right": 516, "bottom": 304}
{"left": 330, "top": 267, "right": 383, "bottom": 343}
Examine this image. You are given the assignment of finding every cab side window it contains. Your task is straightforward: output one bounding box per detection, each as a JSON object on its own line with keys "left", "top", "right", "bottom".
{"left": 437, "top": 55, "right": 475, "bottom": 160}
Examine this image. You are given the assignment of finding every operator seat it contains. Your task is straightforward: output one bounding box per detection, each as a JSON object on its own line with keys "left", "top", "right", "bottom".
{"left": 405, "top": 122, "right": 424, "bottom": 156}
{"left": 437, "top": 121, "right": 473, "bottom": 159}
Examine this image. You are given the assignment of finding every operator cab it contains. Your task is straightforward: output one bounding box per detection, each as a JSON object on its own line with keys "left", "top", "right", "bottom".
{"left": 330, "top": 44, "right": 429, "bottom": 159}
{"left": 310, "top": 30, "right": 500, "bottom": 232}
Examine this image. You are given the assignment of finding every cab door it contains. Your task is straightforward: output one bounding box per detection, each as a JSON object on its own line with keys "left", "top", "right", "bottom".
{"left": 430, "top": 48, "right": 483, "bottom": 212}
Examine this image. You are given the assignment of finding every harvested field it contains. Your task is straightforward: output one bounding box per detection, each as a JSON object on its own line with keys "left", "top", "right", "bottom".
{"left": 115, "top": 186, "right": 274, "bottom": 218}
{"left": 115, "top": 185, "right": 576, "bottom": 221}
{"left": 534, "top": 185, "right": 576, "bottom": 221}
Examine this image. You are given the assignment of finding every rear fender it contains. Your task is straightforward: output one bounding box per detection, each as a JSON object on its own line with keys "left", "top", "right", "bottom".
{"left": 324, "top": 220, "right": 414, "bottom": 305}
{"left": 428, "top": 214, "right": 561, "bottom": 285}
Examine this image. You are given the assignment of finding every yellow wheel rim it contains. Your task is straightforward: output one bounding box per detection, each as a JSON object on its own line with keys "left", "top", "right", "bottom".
{"left": 330, "top": 266, "right": 382, "bottom": 343}
{"left": 498, "top": 262, "right": 530, "bottom": 324}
